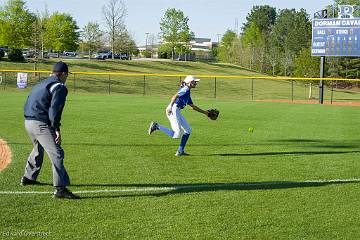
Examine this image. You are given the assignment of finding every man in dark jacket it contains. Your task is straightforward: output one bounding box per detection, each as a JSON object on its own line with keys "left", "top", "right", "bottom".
{"left": 21, "top": 61, "right": 79, "bottom": 199}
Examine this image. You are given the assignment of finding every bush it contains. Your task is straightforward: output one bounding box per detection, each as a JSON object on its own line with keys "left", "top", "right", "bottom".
{"left": 0, "top": 50, "right": 4, "bottom": 60}
{"left": 8, "top": 49, "right": 24, "bottom": 62}
{"left": 140, "top": 50, "right": 152, "bottom": 58}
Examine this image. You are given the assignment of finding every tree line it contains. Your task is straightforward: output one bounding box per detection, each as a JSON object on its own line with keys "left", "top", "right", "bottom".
{"left": 0, "top": 0, "right": 195, "bottom": 61}
{"left": 216, "top": 0, "right": 360, "bottom": 81}
{"left": 0, "top": 0, "right": 138, "bottom": 60}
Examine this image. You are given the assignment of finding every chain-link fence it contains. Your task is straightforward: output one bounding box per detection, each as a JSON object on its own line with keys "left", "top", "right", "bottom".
{"left": 1, "top": 70, "right": 360, "bottom": 103}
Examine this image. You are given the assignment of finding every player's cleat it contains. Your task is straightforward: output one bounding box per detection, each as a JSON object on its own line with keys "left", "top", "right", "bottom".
{"left": 148, "top": 121, "right": 159, "bottom": 135}
{"left": 20, "top": 176, "right": 41, "bottom": 186}
{"left": 175, "top": 151, "right": 190, "bottom": 156}
{"left": 53, "top": 187, "right": 80, "bottom": 199}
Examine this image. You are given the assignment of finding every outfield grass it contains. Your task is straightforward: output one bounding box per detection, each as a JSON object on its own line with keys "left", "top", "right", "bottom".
{"left": 0, "top": 58, "right": 264, "bottom": 75}
{"left": 1, "top": 59, "right": 360, "bottom": 102}
{"left": 0, "top": 91, "right": 359, "bottom": 239}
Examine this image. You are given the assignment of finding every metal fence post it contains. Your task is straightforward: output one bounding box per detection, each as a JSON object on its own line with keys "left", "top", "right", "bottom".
{"left": 3, "top": 72, "right": 6, "bottom": 90}
{"left": 108, "top": 74, "right": 111, "bottom": 95}
{"left": 0, "top": 72, "right": 2, "bottom": 90}
{"left": 214, "top": 77, "right": 217, "bottom": 98}
{"left": 251, "top": 79, "right": 254, "bottom": 100}
{"left": 143, "top": 75, "right": 146, "bottom": 95}
{"left": 319, "top": 56, "right": 325, "bottom": 104}
{"left": 330, "top": 82, "right": 334, "bottom": 104}
{"left": 73, "top": 73, "right": 76, "bottom": 93}
{"left": 33, "top": 61, "right": 37, "bottom": 79}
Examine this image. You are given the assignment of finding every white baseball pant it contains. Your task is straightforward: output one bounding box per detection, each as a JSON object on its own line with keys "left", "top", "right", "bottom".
{"left": 159, "top": 104, "right": 192, "bottom": 138}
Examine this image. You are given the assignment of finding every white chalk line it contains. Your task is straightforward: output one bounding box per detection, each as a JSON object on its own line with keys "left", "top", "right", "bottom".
{"left": 0, "top": 178, "right": 359, "bottom": 195}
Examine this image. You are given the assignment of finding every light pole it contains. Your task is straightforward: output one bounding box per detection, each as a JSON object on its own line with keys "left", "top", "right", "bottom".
{"left": 145, "top": 32, "right": 150, "bottom": 50}
{"left": 217, "top": 34, "right": 221, "bottom": 43}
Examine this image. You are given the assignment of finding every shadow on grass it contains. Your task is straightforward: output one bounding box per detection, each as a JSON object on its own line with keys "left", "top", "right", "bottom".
{"left": 70, "top": 62, "right": 145, "bottom": 74}
{"left": 74, "top": 61, "right": 206, "bottom": 74}
{"left": 9, "top": 139, "right": 360, "bottom": 149}
{"left": 206, "top": 62, "right": 262, "bottom": 75}
{"left": 272, "top": 139, "right": 360, "bottom": 149}
{"left": 77, "top": 179, "right": 360, "bottom": 199}
{"left": 7, "top": 142, "right": 283, "bottom": 148}
{"left": 207, "top": 150, "right": 360, "bottom": 157}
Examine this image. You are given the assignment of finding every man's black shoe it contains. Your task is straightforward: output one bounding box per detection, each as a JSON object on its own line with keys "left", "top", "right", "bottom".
{"left": 20, "top": 176, "right": 41, "bottom": 186}
{"left": 53, "top": 187, "right": 80, "bottom": 199}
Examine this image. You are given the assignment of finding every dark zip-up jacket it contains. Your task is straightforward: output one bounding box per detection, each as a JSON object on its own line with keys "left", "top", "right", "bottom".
{"left": 24, "top": 76, "right": 68, "bottom": 131}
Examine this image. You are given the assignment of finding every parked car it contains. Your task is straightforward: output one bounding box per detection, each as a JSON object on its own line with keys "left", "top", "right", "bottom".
{"left": 94, "top": 51, "right": 112, "bottom": 60}
{"left": 47, "top": 52, "right": 60, "bottom": 58}
{"left": 0, "top": 47, "right": 9, "bottom": 54}
{"left": 113, "top": 53, "right": 129, "bottom": 60}
{"left": 63, "top": 51, "right": 77, "bottom": 57}
{"left": 0, "top": 47, "right": 9, "bottom": 57}
{"left": 22, "top": 49, "right": 35, "bottom": 58}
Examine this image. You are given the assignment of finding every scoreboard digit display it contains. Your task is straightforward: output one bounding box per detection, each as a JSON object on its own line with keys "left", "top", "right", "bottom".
{"left": 312, "top": 18, "right": 360, "bottom": 56}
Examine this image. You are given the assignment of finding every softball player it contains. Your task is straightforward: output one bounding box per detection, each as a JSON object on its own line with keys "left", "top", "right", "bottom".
{"left": 148, "top": 75, "right": 208, "bottom": 156}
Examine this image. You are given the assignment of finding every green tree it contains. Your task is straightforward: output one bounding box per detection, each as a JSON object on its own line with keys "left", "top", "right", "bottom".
{"left": 0, "top": 0, "right": 35, "bottom": 49}
{"left": 114, "top": 30, "right": 138, "bottom": 56}
{"left": 242, "top": 5, "right": 277, "bottom": 34}
{"left": 270, "top": 8, "right": 312, "bottom": 75}
{"left": 158, "top": 44, "right": 173, "bottom": 59}
{"left": 294, "top": 47, "right": 320, "bottom": 77}
{"left": 242, "top": 5, "right": 277, "bottom": 72}
{"left": 44, "top": 12, "right": 79, "bottom": 54}
{"left": 230, "top": 37, "right": 244, "bottom": 65}
{"left": 81, "top": 22, "right": 103, "bottom": 59}
{"left": 217, "top": 30, "right": 237, "bottom": 62}
{"left": 159, "top": 8, "right": 193, "bottom": 60}
{"left": 339, "top": 58, "right": 360, "bottom": 78}
{"left": 335, "top": 57, "right": 360, "bottom": 88}
{"left": 211, "top": 46, "right": 218, "bottom": 59}
{"left": 266, "top": 39, "right": 281, "bottom": 75}
{"left": 102, "top": 0, "right": 127, "bottom": 59}
{"left": 31, "top": 8, "right": 49, "bottom": 58}
{"left": 242, "top": 22, "right": 265, "bottom": 70}
{"left": 280, "top": 50, "right": 294, "bottom": 76}
{"left": 271, "top": 9, "right": 311, "bottom": 55}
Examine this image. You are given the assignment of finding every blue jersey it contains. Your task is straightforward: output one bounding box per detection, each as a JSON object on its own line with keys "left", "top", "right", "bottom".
{"left": 24, "top": 76, "right": 68, "bottom": 131}
{"left": 175, "top": 86, "right": 193, "bottom": 109}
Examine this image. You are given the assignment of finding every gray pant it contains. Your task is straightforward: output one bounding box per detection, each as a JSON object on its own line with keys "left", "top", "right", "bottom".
{"left": 24, "top": 120, "right": 70, "bottom": 187}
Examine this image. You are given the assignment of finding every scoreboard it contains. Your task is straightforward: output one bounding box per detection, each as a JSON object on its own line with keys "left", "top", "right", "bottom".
{"left": 312, "top": 18, "right": 360, "bottom": 56}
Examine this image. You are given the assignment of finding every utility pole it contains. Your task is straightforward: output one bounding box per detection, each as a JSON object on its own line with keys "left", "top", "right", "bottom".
{"left": 145, "top": 32, "right": 150, "bottom": 50}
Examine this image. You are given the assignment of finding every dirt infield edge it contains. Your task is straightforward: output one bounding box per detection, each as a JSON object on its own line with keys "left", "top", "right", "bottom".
{"left": 0, "top": 138, "right": 12, "bottom": 172}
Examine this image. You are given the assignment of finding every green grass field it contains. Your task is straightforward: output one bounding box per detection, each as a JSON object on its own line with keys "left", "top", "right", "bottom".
{"left": 1, "top": 59, "right": 360, "bottom": 102}
{"left": 1, "top": 90, "right": 359, "bottom": 239}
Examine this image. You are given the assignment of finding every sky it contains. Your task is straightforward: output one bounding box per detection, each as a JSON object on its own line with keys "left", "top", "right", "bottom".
{"left": 0, "top": 0, "right": 334, "bottom": 45}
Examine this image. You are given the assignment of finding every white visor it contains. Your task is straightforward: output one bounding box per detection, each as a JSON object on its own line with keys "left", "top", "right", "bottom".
{"left": 184, "top": 75, "right": 200, "bottom": 83}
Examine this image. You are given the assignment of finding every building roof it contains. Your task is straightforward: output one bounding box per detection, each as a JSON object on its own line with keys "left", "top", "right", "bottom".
{"left": 192, "top": 38, "right": 211, "bottom": 43}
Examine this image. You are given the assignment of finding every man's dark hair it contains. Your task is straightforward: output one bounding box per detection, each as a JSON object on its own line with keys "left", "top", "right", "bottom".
{"left": 52, "top": 61, "right": 69, "bottom": 73}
